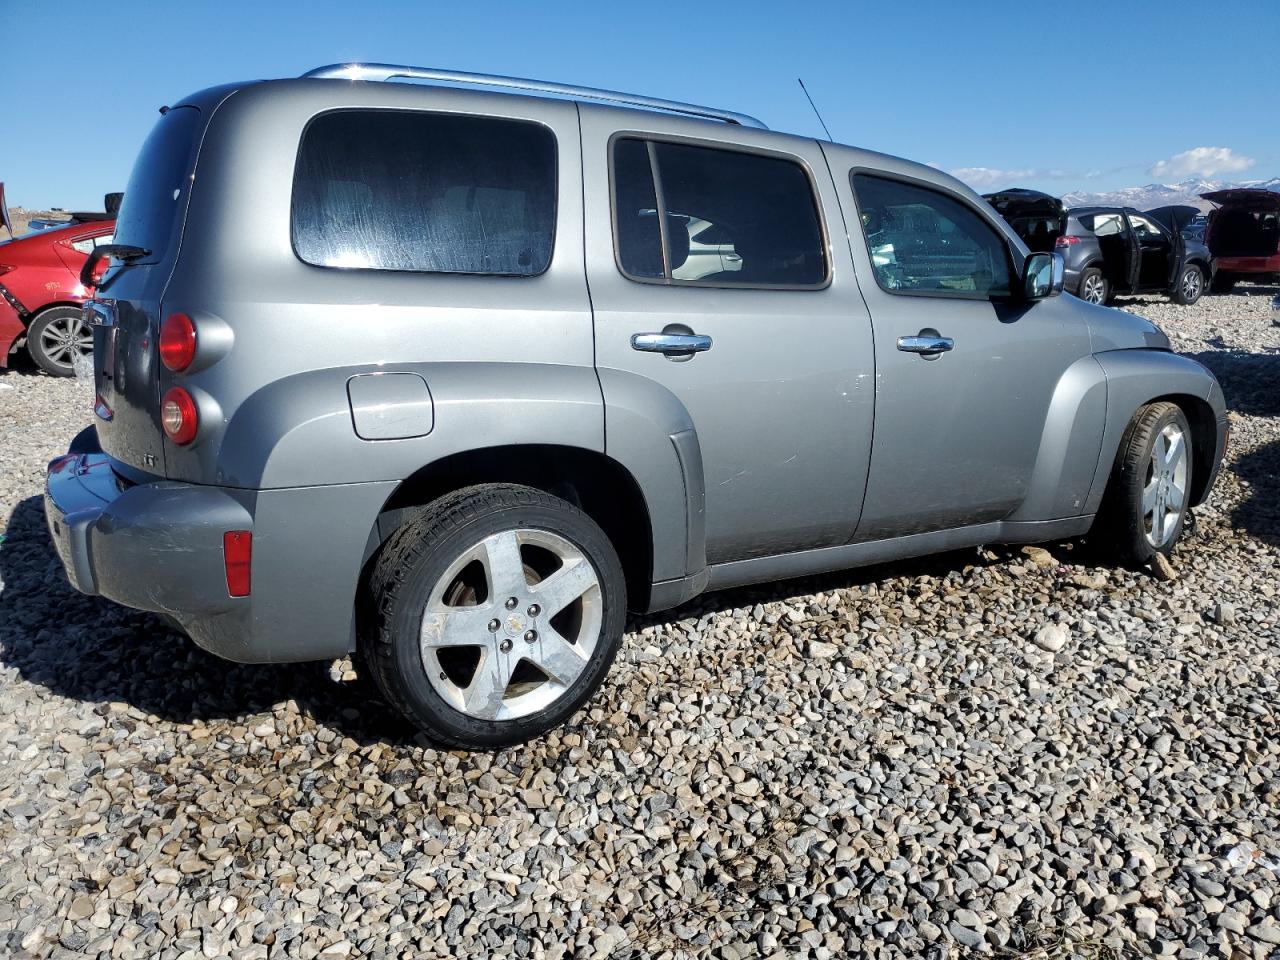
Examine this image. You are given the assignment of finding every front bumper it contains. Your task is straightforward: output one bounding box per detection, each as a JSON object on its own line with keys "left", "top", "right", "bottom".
{"left": 45, "top": 438, "right": 395, "bottom": 663}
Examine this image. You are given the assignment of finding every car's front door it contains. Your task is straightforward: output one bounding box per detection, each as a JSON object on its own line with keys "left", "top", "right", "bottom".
{"left": 1128, "top": 212, "right": 1174, "bottom": 291}
{"left": 827, "top": 163, "right": 1093, "bottom": 540}
{"left": 580, "top": 107, "right": 876, "bottom": 565}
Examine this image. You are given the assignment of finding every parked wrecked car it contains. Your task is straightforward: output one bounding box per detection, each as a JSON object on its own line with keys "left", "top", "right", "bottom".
{"left": 1202, "top": 189, "right": 1280, "bottom": 292}
{"left": 985, "top": 190, "right": 1213, "bottom": 305}
{"left": 0, "top": 212, "right": 116, "bottom": 375}
{"left": 47, "top": 65, "right": 1227, "bottom": 748}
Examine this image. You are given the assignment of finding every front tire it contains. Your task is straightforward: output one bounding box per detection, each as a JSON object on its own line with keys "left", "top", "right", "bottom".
{"left": 1173, "top": 264, "right": 1204, "bottom": 305}
{"left": 27, "top": 306, "right": 92, "bottom": 377}
{"left": 1078, "top": 267, "right": 1108, "bottom": 305}
{"left": 1094, "top": 402, "right": 1193, "bottom": 566}
{"left": 361, "top": 483, "right": 627, "bottom": 749}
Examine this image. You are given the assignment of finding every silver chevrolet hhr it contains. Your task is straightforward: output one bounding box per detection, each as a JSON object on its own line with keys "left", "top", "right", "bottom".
{"left": 46, "top": 64, "right": 1227, "bottom": 748}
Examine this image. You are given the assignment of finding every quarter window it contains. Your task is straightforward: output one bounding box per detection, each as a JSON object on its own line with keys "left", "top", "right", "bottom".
{"left": 613, "top": 137, "right": 827, "bottom": 287}
{"left": 292, "top": 111, "right": 557, "bottom": 276}
{"left": 852, "top": 174, "right": 1013, "bottom": 298}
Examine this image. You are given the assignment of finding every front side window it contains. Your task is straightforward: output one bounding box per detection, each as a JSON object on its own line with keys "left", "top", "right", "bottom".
{"left": 612, "top": 137, "right": 827, "bottom": 287}
{"left": 852, "top": 173, "right": 1013, "bottom": 298}
{"left": 292, "top": 111, "right": 557, "bottom": 276}
{"left": 1128, "top": 214, "right": 1165, "bottom": 242}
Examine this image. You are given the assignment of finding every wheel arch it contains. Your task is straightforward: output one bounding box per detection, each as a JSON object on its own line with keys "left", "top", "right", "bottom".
{"left": 367, "top": 444, "right": 656, "bottom": 612}
{"left": 1087, "top": 350, "right": 1227, "bottom": 514}
{"left": 27, "top": 300, "right": 88, "bottom": 322}
{"left": 1148, "top": 392, "right": 1219, "bottom": 507}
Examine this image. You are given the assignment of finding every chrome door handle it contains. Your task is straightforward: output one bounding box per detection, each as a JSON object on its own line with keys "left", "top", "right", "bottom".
{"left": 631, "top": 332, "right": 713, "bottom": 354}
{"left": 896, "top": 335, "right": 954, "bottom": 355}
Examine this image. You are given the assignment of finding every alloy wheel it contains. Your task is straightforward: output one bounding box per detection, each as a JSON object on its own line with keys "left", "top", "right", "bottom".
{"left": 38, "top": 314, "right": 92, "bottom": 371}
{"left": 419, "top": 528, "right": 602, "bottom": 721}
{"left": 1143, "top": 422, "right": 1189, "bottom": 548}
{"left": 1082, "top": 274, "right": 1105, "bottom": 304}
{"left": 1182, "top": 268, "right": 1202, "bottom": 302}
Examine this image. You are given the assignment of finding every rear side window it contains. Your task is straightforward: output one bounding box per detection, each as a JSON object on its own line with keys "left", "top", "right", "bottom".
{"left": 113, "top": 105, "right": 203, "bottom": 262}
{"left": 612, "top": 137, "right": 827, "bottom": 287}
{"left": 292, "top": 111, "right": 557, "bottom": 276}
{"left": 851, "top": 173, "right": 1013, "bottom": 299}
{"left": 1079, "top": 212, "right": 1125, "bottom": 237}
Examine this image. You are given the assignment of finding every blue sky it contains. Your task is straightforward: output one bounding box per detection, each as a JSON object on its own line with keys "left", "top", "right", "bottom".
{"left": 2, "top": 0, "right": 1277, "bottom": 210}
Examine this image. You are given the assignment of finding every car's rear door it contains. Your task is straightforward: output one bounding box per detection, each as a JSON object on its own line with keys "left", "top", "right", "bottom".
{"left": 580, "top": 106, "right": 875, "bottom": 565}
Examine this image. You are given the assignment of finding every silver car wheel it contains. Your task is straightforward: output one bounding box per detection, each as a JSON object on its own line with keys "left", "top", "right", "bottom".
{"left": 419, "top": 528, "right": 602, "bottom": 721}
{"left": 1082, "top": 274, "right": 1105, "bottom": 304}
{"left": 39, "top": 315, "right": 92, "bottom": 369}
{"left": 1182, "top": 268, "right": 1201, "bottom": 301}
{"left": 1143, "top": 422, "right": 1189, "bottom": 548}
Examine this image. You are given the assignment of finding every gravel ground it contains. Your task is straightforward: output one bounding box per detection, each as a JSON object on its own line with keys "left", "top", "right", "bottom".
{"left": 2, "top": 289, "right": 1279, "bottom": 960}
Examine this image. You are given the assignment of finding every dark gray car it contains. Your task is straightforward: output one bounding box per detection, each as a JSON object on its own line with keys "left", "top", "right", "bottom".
{"left": 46, "top": 64, "right": 1228, "bottom": 747}
{"left": 986, "top": 190, "right": 1213, "bottom": 305}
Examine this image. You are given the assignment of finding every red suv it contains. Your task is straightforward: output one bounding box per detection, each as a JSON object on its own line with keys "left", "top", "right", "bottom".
{"left": 1, "top": 215, "right": 115, "bottom": 375}
{"left": 1203, "top": 189, "right": 1280, "bottom": 292}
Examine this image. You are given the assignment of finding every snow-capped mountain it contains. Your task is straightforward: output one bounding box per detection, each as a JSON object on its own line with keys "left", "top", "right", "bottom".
{"left": 1062, "top": 177, "right": 1280, "bottom": 210}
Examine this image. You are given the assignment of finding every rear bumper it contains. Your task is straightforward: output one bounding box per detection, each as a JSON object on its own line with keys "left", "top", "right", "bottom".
{"left": 45, "top": 438, "right": 395, "bottom": 663}
{"left": 0, "top": 298, "right": 24, "bottom": 367}
{"left": 1214, "top": 254, "right": 1280, "bottom": 274}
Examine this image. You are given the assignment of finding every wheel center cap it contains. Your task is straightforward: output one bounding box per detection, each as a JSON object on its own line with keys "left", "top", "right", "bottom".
{"left": 504, "top": 614, "right": 525, "bottom": 636}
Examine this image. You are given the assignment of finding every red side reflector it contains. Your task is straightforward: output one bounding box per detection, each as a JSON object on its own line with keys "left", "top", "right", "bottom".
{"left": 1055, "top": 235, "right": 1081, "bottom": 247}
{"left": 223, "top": 531, "right": 252, "bottom": 597}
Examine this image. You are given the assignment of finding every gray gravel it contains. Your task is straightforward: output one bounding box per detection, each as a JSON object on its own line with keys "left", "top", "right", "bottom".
{"left": 2, "top": 289, "right": 1280, "bottom": 959}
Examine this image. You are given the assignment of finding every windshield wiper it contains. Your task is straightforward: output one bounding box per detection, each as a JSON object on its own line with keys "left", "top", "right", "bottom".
{"left": 80, "top": 244, "right": 151, "bottom": 288}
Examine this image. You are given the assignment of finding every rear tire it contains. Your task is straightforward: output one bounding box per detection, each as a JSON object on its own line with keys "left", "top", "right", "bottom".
{"left": 1210, "top": 272, "right": 1236, "bottom": 294}
{"left": 361, "top": 483, "right": 627, "bottom": 749}
{"left": 1077, "top": 267, "right": 1108, "bottom": 305}
{"left": 1093, "top": 402, "right": 1193, "bottom": 566}
{"left": 1173, "top": 264, "right": 1204, "bottom": 305}
{"left": 27, "top": 306, "right": 91, "bottom": 377}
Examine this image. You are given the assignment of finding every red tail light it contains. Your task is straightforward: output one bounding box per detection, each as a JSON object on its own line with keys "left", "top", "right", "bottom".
{"left": 223, "top": 531, "right": 252, "bottom": 597}
{"left": 1055, "top": 235, "right": 1081, "bottom": 247}
{"left": 161, "top": 386, "right": 198, "bottom": 444}
{"left": 159, "top": 313, "right": 197, "bottom": 371}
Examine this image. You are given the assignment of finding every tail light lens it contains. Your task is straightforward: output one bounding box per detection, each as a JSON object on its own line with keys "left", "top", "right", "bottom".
{"left": 1055, "top": 235, "right": 1081, "bottom": 247}
{"left": 161, "top": 387, "right": 198, "bottom": 444}
{"left": 159, "top": 313, "right": 197, "bottom": 371}
{"left": 223, "top": 531, "right": 252, "bottom": 597}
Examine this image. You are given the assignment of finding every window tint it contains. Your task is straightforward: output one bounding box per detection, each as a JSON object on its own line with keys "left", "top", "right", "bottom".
{"left": 613, "top": 137, "right": 826, "bottom": 287}
{"left": 852, "top": 174, "right": 1012, "bottom": 298}
{"left": 293, "top": 111, "right": 557, "bottom": 276}
{"left": 113, "top": 105, "right": 203, "bottom": 262}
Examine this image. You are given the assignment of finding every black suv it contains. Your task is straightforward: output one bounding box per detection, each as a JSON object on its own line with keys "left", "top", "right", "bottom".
{"left": 985, "top": 190, "right": 1213, "bottom": 305}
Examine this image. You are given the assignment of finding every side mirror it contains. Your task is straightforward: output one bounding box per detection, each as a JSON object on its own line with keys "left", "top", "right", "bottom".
{"left": 1023, "top": 251, "right": 1064, "bottom": 300}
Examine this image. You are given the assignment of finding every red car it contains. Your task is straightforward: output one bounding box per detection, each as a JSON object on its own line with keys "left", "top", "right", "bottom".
{"left": 1203, "top": 189, "right": 1280, "bottom": 292}
{"left": 1, "top": 216, "right": 115, "bottom": 375}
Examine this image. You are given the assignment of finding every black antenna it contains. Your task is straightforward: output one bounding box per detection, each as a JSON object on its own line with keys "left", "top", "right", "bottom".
{"left": 798, "top": 78, "right": 833, "bottom": 141}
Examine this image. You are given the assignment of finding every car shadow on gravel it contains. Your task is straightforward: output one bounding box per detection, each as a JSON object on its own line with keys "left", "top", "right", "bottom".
{"left": 1227, "top": 439, "right": 1280, "bottom": 546}
{"left": 0, "top": 496, "right": 415, "bottom": 746}
{"left": 1186, "top": 349, "right": 1280, "bottom": 419}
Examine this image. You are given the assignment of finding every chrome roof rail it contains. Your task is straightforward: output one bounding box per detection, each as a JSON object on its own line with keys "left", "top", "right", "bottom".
{"left": 301, "top": 63, "right": 768, "bottom": 129}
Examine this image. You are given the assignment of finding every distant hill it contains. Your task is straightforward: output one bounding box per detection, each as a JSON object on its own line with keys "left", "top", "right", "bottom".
{"left": 1062, "top": 177, "right": 1280, "bottom": 211}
